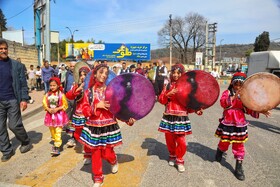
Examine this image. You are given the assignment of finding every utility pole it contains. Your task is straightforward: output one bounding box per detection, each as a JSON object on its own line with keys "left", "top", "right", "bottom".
{"left": 45, "top": 0, "right": 51, "bottom": 62}
{"left": 34, "top": 0, "right": 51, "bottom": 65}
{"left": 212, "top": 23, "right": 217, "bottom": 69}
{"left": 219, "top": 39, "right": 224, "bottom": 62}
{"left": 21, "top": 27, "right": 24, "bottom": 46}
{"left": 205, "top": 22, "right": 217, "bottom": 71}
{"left": 205, "top": 21, "right": 208, "bottom": 69}
{"left": 169, "top": 14, "right": 172, "bottom": 69}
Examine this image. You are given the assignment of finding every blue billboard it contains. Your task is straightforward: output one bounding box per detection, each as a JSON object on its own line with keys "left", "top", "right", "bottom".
{"left": 88, "top": 43, "right": 150, "bottom": 61}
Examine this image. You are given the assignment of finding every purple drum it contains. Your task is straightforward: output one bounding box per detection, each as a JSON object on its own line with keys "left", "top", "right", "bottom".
{"left": 105, "top": 73, "right": 156, "bottom": 121}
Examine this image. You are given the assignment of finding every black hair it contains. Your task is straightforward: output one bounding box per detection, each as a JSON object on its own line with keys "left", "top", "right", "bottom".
{"left": 0, "top": 38, "right": 8, "bottom": 46}
{"left": 227, "top": 80, "right": 243, "bottom": 96}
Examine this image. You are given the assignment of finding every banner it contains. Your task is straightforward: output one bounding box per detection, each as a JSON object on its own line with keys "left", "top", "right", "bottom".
{"left": 66, "top": 43, "right": 150, "bottom": 61}
{"left": 195, "top": 52, "right": 203, "bottom": 65}
{"left": 65, "top": 43, "right": 94, "bottom": 60}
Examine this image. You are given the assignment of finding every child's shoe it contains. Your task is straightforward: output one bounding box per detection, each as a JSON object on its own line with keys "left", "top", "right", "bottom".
{"left": 235, "top": 160, "right": 245, "bottom": 181}
{"left": 177, "top": 164, "right": 185, "bottom": 173}
{"left": 111, "top": 162, "right": 119, "bottom": 174}
{"left": 92, "top": 182, "right": 103, "bottom": 187}
{"left": 66, "top": 138, "right": 76, "bottom": 148}
{"left": 215, "top": 148, "right": 224, "bottom": 162}
{"left": 83, "top": 158, "right": 91, "bottom": 165}
{"left": 168, "top": 160, "right": 175, "bottom": 166}
{"left": 51, "top": 146, "right": 60, "bottom": 156}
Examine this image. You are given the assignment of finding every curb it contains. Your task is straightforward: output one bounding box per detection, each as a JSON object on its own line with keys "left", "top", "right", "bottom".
{"left": 22, "top": 106, "right": 44, "bottom": 121}
{"left": 217, "top": 80, "right": 230, "bottom": 85}
{"left": 0, "top": 182, "right": 29, "bottom": 187}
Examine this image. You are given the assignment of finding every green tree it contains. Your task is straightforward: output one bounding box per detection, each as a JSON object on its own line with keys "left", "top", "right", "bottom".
{"left": 253, "top": 31, "right": 270, "bottom": 52}
{"left": 86, "top": 38, "right": 95, "bottom": 43}
{"left": 245, "top": 48, "right": 253, "bottom": 57}
{"left": 59, "top": 39, "right": 69, "bottom": 59}
{"left": 0, "top": 9, "right": 8, "bottom": 38}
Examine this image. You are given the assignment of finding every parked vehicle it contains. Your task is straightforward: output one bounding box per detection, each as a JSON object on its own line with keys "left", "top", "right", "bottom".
{"left": 247, "top": 51, "right": 280, "bottom": 77}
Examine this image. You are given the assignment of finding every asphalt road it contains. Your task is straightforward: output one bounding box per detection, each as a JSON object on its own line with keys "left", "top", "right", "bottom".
{"left": 0, "top": 85, "right": 279, "bottom": 187}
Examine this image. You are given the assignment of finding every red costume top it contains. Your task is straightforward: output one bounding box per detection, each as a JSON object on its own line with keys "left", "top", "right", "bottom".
{"left": 65, "top": 84, "right": 84, "bottom": 116}
{"left": 135, "top": 68, "right": 145, "bottom": 76}
{"left": 80, "top": 86, "right": 117, "bottom": 127}
{"left": 158, "top": 82, "right": 195, "bottom": 116}
{"left": 220, "top": 90, "right": 259, "bottom": 127}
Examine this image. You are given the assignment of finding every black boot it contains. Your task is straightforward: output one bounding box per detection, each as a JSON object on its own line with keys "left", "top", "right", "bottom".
{"left": 235, "top": 160, "right": 245, "bottom": 181}
{"left": 215, "top": 148, "right": 223, "bottom": 162}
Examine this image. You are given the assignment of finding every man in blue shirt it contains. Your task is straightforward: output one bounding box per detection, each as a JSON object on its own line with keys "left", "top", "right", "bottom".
{"left": 64, "top": 61, "right": 75, "bottom": 93}
{"left": 41, "top": 60, "right": 55, "bottom": 93}
{"left": 0, "top": 39, "right": 32, "bottom": 162}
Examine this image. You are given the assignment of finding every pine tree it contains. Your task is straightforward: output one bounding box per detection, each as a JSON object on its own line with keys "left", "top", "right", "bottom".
{"left": 0, "top": 9, "right": 8, "bottom": 38}
{"left": 253, "top": 31, "right": 270, "bottom": 52}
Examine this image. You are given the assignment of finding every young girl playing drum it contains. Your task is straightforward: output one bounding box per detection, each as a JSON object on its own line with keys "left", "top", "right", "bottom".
{"left": 158, "top": 63, "right": 203, "bottom": 173}
{"left": 78, "top": 64, "right": 135, "bottom": 187}
{"left": 214, "top": 72, "right": 271, "bottom": 181}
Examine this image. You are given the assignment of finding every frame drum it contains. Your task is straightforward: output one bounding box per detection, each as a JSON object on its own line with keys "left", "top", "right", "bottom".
{"left": 176, "top": 70, "right": 220, "bottom": 110}
{"left": 105, "top": 73, "right": 156, "bottom": 121}
{"left": 240, "top": 72, "right": 280, "bottom": 112}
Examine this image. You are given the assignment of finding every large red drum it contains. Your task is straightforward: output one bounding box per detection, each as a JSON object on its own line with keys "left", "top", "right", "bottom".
{"left": 240, "top": 72, "right": 280, "bottom": 112}
{"left": 175, "top": 70, "right": 220, "bottom": 110}
{"left": 105, "top": 73, "right": 156, "bottom": 121}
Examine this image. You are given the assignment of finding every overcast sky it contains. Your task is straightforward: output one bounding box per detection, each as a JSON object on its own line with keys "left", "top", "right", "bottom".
{"left": 1, "top": 0, "right": 280, "bottom": 49}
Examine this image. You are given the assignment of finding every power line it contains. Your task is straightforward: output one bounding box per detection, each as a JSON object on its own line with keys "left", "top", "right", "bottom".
{"left": 7, "top": 3, "right": 34, "bottom": 20}
{"left": 58, "top": 17, "right": 165, "bottom": 38}
{"left": 56, "top": 16, "right": 165, "bottom": 31}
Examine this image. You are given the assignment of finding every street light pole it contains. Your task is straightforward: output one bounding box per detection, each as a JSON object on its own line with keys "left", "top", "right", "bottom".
{"left": 65, "top": 27, "right": 78, "bottom": 56}
{"left": 219, "top": 39, "right": 224, "bottom": 62}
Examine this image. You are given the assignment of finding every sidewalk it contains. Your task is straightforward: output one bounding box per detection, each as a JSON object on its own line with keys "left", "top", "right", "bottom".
{"left": 22, "top": 90, "right": 45, "bottom": 120}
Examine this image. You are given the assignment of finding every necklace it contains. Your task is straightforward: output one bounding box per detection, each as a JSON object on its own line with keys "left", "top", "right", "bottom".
{"left": 94, "top": 85, "right": 106, "bottom": 100}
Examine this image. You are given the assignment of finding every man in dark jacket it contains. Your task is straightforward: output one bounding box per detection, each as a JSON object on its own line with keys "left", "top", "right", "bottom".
{"left": 155, "top": 60, "right": 168, "bottom": 97}
{"left": 0, "top": 39, "right": 32, "bottom": 162}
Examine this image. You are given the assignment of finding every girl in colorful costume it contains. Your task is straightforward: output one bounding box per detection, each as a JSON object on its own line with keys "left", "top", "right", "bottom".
{"left": 214, "top": 72, "right": 271, "bottom": 180}
{"left": 78, "top": 64, "right": 135, "bottom": 187}
{"left": 158, "top": 64, "right": 203, "bottom": 173}
{"left": 65, "top": 66, "right": 91, "bottom": 164}
{"left": 43, "top": 77, "right": 68, "bottom": 156}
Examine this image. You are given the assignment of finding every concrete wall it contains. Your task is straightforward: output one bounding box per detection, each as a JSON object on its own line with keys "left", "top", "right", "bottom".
{"left": 6, "top": 40, "right": 39, "bottom": 69}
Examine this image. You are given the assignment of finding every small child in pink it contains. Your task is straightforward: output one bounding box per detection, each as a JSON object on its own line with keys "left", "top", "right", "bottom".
{"left": 43, "top": 77, "right": 68, "bottom": 156}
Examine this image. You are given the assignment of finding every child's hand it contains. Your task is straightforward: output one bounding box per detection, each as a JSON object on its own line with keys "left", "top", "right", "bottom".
{"left": 196, "top": 109, "right": 203, "bottom": 115}
{"left": 97, "top": 100, "right": 110, "bottom": 110}
{"left": 53, "top": 108, "right": 60, "bottom": 113}
{"left": 76, "top": 83, "right": 84, "bottom": 92}
{"left": 47, "top": 108, "right": 53, "bottom": 114}
{"left": 126, "top": 118, "right": 136, "bottom": 126}
{"left": 166, "top": 88, "right": 177, "bottom": 98}
{"left": 261, "top": 110, "right": 271, "bottom": 117}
